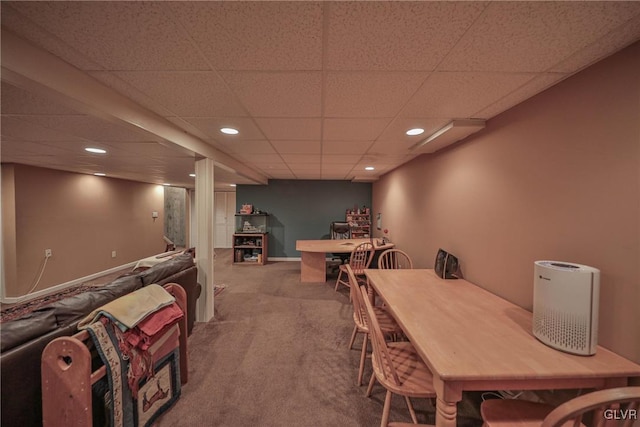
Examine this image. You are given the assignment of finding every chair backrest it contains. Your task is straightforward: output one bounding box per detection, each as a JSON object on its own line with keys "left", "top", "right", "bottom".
{"left": 378, "top": 249, "right": 413, "bottom": 269}
{"left": 541, "top": 387, "right": 640, "bottom": 427}
{"left": 330, "top": 221, "right": 351, "bottom": 240}
{"left": 346, "top": 265, "right": 366, "bottom": 329}
{"left": 359, "top": 285, "right": 403, "bottom": 387}
{"left": 349, "top": 242, "right": 374, "bottom": 274}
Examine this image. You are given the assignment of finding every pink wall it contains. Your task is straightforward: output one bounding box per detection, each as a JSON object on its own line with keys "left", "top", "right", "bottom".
{"left": 372, "top": 42, "right": 639, "bottom": 363}
{"left": 2, "top": 164, "right": 166, "bottom": 297}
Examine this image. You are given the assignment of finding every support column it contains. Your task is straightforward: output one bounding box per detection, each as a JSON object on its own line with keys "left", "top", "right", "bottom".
{"left": 195, "top": 158, "right": 215, "bottom": 322}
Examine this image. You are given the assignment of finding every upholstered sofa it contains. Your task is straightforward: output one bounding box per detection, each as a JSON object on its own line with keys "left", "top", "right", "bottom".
{"left": 0, "top": 253, "right": 201, "bottom": 427}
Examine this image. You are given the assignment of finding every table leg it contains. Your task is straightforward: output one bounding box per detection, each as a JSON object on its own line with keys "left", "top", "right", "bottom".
{"left": 300, "top": 251, "right": 327, "bottom": 282}
{"left": 434, "top": 378, "right": 461, "bottom": 427}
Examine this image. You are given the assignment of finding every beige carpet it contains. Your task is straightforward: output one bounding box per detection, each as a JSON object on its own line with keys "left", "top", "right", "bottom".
{"left": 155, "top": 249, "right": 484, "bottom": 427}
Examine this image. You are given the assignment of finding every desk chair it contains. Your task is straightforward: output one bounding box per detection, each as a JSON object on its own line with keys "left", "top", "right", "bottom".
{"left": 330, "top": 221, "right": 352, "bottom": 267}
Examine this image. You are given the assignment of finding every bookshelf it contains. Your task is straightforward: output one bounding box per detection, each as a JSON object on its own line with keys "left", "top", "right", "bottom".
{"left": 346, "top": 211, "right": 371, "bottom": 238}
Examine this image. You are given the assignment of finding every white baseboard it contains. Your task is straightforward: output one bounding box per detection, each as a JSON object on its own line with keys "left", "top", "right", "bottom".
{"left": 267, "top": 257, "right": 337, "bottom": 262}
{"left": 1, "top": 261, "right": 137, "bottom": 304}
{"left": 267, "top": 257, "right": 301, "bottom": 262}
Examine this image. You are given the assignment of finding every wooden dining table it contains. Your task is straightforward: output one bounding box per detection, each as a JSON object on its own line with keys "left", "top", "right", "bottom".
{"left": 295, "top": 238, "right": 393, "bottom": 282}
{"left": 364, "top": 269, "right": 640, "bottom": 427}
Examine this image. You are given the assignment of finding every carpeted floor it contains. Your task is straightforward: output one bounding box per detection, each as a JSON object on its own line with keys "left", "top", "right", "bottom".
{"left": 155, "top": 249, "right": 485, "bottom": 427}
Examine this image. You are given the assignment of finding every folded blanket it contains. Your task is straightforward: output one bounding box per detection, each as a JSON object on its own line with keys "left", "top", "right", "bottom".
{"left": 78, "top": 284, "right": 175, "bottom": 331}
{"left": 123, "top": 303, "right": 184, "bottom": 351}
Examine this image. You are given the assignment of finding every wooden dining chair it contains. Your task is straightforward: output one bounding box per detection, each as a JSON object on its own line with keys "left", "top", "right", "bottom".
{"left": 346, "top": 264, "right": 401, "bottom": 387}
{"left": 378, "top": 249, "right": 413, "bottom": 270}
{"left": 542, "top": 386, "right": 640, "bottom": 427}
{"left": 360, "top": 285, "right": 436, "bottom": 427}
{"left": 481, "top": 386, "right": 640, "bottom": 427}
{"left": 481, "top": 398, "right": 556, "bottom": 427}
{"left": 335, "top": 241, "right": 374, "bottom": 293}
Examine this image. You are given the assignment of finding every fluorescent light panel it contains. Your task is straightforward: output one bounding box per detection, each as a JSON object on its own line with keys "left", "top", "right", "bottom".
{"left": 411, "top": 119, "right": 485, "bottom": 154}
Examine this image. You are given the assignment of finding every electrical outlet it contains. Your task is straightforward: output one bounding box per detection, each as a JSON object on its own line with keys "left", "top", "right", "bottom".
{"left": 45, "top": 249, "right": 52, "bottom": 258}
{"left": 111, "top": 250, "right": 117, "bottom": 258}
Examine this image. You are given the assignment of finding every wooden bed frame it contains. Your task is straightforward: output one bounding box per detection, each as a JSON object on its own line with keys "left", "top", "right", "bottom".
{"left": 41, "top": 283, "right": 189, "bottom": 427}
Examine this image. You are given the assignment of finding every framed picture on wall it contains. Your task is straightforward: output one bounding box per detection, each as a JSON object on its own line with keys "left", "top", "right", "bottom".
{"left": 376, "top": 213, "right": 382, "bottom": 230}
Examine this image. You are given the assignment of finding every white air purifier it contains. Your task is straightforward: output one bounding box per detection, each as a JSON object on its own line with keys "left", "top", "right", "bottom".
{"left": 532, "top": 261, "right": 600, "bottom": 356}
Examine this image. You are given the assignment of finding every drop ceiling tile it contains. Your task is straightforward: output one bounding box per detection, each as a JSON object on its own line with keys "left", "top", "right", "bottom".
{"left": 1, "top": 83, "right": 81, "bottom": 115}
{"left": 116, "top": 142, "right": 195, "bottom": 158}
{"left": 89, "top": 71, "right": 176, "bottom": 118}
{"left": 35, "top": 140, "right": 119, "bottom": 154}
{"left": 322, "top": 141, "right": 372, "bottom": 155}
{"left": 321, "top": 154, "right": 363, "bottom": 165}
{"left": 323, "top": 118, "right": 391, "bottom": 141}
{"left": 220, "top": 71, "right": 322, "bottom": 117}
{"left": 0, "top": 140, "right": 63, "bottom": 156}
{"left": 264, "top": 170, "right": 296, "bottom": 179}
{"left": 281, "top": 154, "right": 321, "bottom": 165}
{"left": 361, "top": 153, "right": 413, "bottom": 164}
{"left": 376, "top": 118, "right": 450, "bottom": 143}
{"left": 324, "top": 72, "right": 428, "bottom": 117}
{"left": 474, "top": 73, "right": 569, "bottom": 118}
{"left": 271, "top": 140, "right": 321, "bottom": 154}
{"left": 326, "top": 1, "right": 486, "bottom": 71}
{"left": 164, "top": 117, "right": 217, "bottom": 143}
{"left": 3, "top": 1, "right": 639, "bottom": 189}
{"left": 1, "top": 116, "right": 86, "bottom": 142}
{"left": 367, "top": 140, "right": 416, "bottom": 156}
{"left": 401, "top": 72, "right": 536, "bottom": 118}
{"left": 18, "top": 114, "right": 156, "bottom": 142}
{"left": 170, "top": 2, "right": 323, "bottom": 71}
{"left": 234, "top": 153, "right": 283, "bottom": 164}
{"left": 182, "top": 117, "right": 265, "bottom": 141}
{"left": 3, "top": 155, "right": 67, "bottom": 167}
{"left": 550, "top": 14, "right": 640, "bottom": 73}
{"left": 290, "top": 165, "right": 321, "bottom": 174}
{"left": 1, "top": 3, "right": 103, "bottom": 70}
{"left": 439, "top": 2, "right": 640, "bottom": 72}
{"left": 219, "top": 140, "right": 276, "bottom": 155}
{"left": 6, "top": 2, "right": 210, "bottom": 70}
{"left": 254, "top": 118, "right": 322, "bottom": 140}
{"left": 257, "top": 165, "right": 290, "bottom": 172}
{"left": 109, "top": 72, "right": 247, "bottom": 117}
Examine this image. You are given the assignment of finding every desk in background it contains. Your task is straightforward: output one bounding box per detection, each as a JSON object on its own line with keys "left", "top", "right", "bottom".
{"left": 295, "top": 238, "right": 393, "bottom": 283}
{"left": 364, "top": 269, "right": 640, "bottom": 427}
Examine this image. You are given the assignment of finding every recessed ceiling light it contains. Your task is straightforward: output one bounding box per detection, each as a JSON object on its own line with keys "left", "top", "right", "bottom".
{"left": 85, "top": 147, "right": 107, "bottom": 154}
{"left": 94, "top": 173, "right": 106, "bottom": 177}
{"left": 230, "top": 184, "right": 236, "bottom": 187}
{"left": 406, "top": 128, "right": 425, "bottom": 136}
{"left": 365, "top": 166, "right": 375, "bottom": 171}
{"left": 189, "top": 173, "right": 196, "bottom": 178}
{"left": 220, "top": 127, "right": 239, "bottom": 135}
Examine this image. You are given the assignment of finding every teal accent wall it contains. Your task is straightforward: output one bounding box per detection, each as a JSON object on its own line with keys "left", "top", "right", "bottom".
{"left": 236, "top": 180, "right": 372, "bottom": 258}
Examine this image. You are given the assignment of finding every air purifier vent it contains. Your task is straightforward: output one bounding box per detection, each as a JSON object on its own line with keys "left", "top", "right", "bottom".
{"left": 533, "top": 307, "right": 589, "bottom": 352}
{"left": 532, "top": 261, "right": 600, "bottom": 356}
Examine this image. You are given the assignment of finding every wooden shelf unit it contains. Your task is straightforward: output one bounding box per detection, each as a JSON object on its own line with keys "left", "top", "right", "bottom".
{"left": 346, "top": 212, "right": 371, "bottom": 238}
{"left": 233, "top": 233, "right": 268, "bottom": 265}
